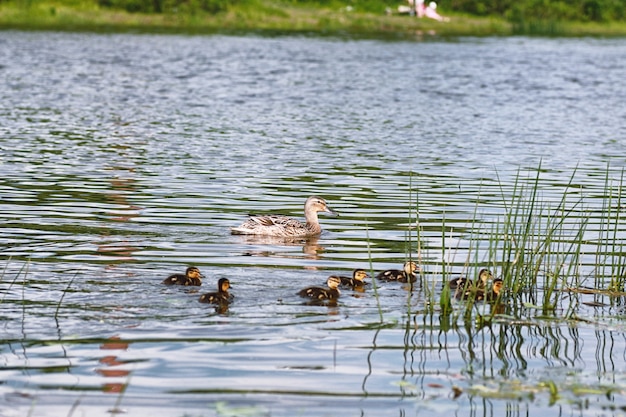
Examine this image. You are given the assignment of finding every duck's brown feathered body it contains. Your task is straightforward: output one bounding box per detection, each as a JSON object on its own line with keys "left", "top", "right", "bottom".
{"left": 482, "top": 278, "right": 504, "bottom": 303}
{"left": 452, "top": 269, "right": 494, "bottom": 300}
{"left": 298, "top": 276, "right": 341, "bottom": 300}
{"left": 163, "top": 266, "right": 204, "bottom": 286}
{"left": 376, "top": 261, "right": 419, "bottom": 283}
{"left": 337, "top": 269, "right": 369, "bottom": 288}
{"left": 231, "top": 196, "right": 337, "bottom": 238}
{"left": 199, "top": 278, "right": 232, "bottom": 304}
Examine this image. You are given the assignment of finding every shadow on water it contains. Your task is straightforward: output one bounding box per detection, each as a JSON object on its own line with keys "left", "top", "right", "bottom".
{"left": 234, "top": 234, "right": 325, "bottom": 261}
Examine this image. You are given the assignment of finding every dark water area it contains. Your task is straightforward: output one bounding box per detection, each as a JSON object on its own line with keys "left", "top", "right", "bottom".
{"left": 1, "top": 31, "right": 626, "bottom": 416}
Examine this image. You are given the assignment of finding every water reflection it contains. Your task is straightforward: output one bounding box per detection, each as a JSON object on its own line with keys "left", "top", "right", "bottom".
{"left": 236, "top": 235, "right": 325, "bottom": 261}
{"left": 301, "top": 299, "right": 339, "bottom": 309}
{"left": 353, "top": 304, "right": 626, "bottom": 410}
{"left": 96, "top": 336, "right": 131, "bottom": 394}
{"left": 211, "top": 301, "right": 230, "bottom": 315}
{"left": 96, "top": 145, "right": 142, "bottom": 263}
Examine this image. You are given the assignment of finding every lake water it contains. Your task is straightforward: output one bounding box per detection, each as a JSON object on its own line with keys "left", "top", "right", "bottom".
{"left": 1, "top": 30, "right": 626, "bottom": 416}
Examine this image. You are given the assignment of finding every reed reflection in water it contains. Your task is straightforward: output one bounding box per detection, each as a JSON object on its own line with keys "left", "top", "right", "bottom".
{"left": 358, "top": 311, "right": 626, "bottom": 409}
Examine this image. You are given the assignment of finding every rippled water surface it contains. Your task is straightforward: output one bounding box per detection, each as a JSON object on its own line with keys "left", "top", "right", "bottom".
{"left": 1, "top": 31, "right": 626, "bottom": 416}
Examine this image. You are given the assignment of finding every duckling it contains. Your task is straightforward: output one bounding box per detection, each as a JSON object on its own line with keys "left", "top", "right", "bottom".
{"left": 162, "top": 266, "right": 204, "bottom": 286}
{"left": 336, "top": 268, "right": 369, "bottom": 288}
{"left": 298, "top": 276, "right": 341, "bottom": 301}
{"left": 482, "top": 278, "right": 504, "bottom": 303}
{"left": 198, "top": 278, "right": 232, "bottom": 304}
{"left": 376, "top": 261, "right": 420, "bottom": 283}
{"left": 230, "top": 195, "right": 337, "bottom": 238}
{"left": 448, "top": 268, "right": 492, "bottom": 291}
{"left": 453, "top": 269, "right": 494, "bottom": 300}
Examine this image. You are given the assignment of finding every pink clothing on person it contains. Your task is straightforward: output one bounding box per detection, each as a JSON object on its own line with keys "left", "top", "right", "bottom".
{"left": 409, "top": 0, "right": 450, "bottom": 21}
{"left": 424, "top": 4, "right": 446, "bottom": 21}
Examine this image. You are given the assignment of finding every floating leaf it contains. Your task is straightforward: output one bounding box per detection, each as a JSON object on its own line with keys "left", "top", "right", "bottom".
{"left": 392, "top": 380, "right": 418, "bottom": 391}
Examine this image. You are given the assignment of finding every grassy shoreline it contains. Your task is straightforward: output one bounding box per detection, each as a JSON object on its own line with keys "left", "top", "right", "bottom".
{"left": 2, "top": 0, "right": 626, "bottom": 38}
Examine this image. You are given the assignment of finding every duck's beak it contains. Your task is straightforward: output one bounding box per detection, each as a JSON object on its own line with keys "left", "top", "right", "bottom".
{"left": 324, "top": 204, "right": 339, "bottom": 217}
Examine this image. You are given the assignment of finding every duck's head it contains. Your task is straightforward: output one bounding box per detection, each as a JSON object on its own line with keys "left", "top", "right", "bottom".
{"left": 404, "top": 261, "right": 420, "bottom": 274}
{"left": 218, "top": 278, "right": 231, "bottom": 292}
{"left": 186, "top": 267, "right": 204, "bottom": 280}
{"left": 492, "top": 278, "right": 503, "bottom": 295}
{"left": 353, "top": 269, "right": 368, "bottom": 282}
{"left": 327, "top": 276, "right": 342, "bottom": 289}
{"left": 478, "top": 269, "right": 494, "bottom": 284}
{"left": 305, "top": 196, "right": 338, "bottom": 217}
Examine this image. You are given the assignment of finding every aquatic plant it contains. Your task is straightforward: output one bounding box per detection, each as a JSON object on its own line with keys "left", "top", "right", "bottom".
{"left": 415, "top": 163, "right": 626, "bottom": 327}
{"left": 596, "top": 166, "right": 626, "bottom": 293}
{"left": 493, "top": 164, "right": 589, "bottom": 315}
{"left": 364, "top": 220, "right": 385, "bottom": 323}
{"left": 0, "top": 256, "right": 24, "bottom": 304}
{"left": 55, "top": 272, "right": 78, "bottom": 320}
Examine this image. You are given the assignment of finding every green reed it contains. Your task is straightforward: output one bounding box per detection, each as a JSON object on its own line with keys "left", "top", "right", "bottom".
{"left": 408, "top": 174, "right": 428, "bottom": 310}
{"left": 425, "top": 163, "right": 626, "bottom": 324}
{"left": 438, "top": 217, "right": 453, "bottom": 316}
{"left": 491, "top": 164, "right": 584, "bottom": 313}
{"left": 1, "top": 257, "right": 30, "bottom": 304}
{"left": 597, "top": 165, "right": 625, "bottom": 293}
{"left": 55, "top": 272, "right": 78, "bottom": 320}
{"left": 364, "top": 219, "right": 384, "bottom": 323}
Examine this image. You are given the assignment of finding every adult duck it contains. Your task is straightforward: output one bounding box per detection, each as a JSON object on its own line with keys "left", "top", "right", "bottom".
{"left": 298, "top": 276, "right": 341, "bottom": 301}
{"left": 230, "top": 196, "right": 337, "bottom": 238}
{"left": 198, "top": 278, "right": 232, "bottom": 304}
{"left": 376, "top": 261, "right": 420, "bottom": 283}
{"left": 162, "top": 266, "right": 204, "bottom": 286}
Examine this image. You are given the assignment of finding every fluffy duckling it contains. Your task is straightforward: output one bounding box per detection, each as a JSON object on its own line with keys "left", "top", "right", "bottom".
{"left": 298, "top": 276, "right": 341, "bottom": 301}
{"left": 162, "top": 266, "right": 204, "bottom": 286}
{"left": 453, "top": 269, "right": 494, "bottom": 300}
{"left": 482, "top": 278, "right": 504, "bottom": 302}
{"left": 448, "top": 268, "right": 492, "bottom": 291}
{"left": 376, "top": 261, "right": 420, "bottom": 283}
{"left": 230, "top": 196, "right": 337, "bottom": 238}
{"left": 336, "top": 268, "right": 369, "bottom": 288}
{"left": 198, "top": 278, "right": 232, "bottom": 304}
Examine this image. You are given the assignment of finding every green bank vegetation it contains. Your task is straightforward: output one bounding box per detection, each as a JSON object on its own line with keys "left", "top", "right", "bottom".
{"left": 1, "top": 0, "right": 626, "bottom": 36}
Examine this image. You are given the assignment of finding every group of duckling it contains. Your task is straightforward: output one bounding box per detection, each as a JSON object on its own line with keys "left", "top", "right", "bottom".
{"left": 163, "top": 262, "right": 503, "bottom": 308}
{"left": 162, "top": 261, "right": 420, "bottom": 306}
{"left": 448, "top": 268, "right": 504, "bottom": 302}
{"left": 162, "top": 267, "right": 233, "bottom": 305}
{"left": 297, "top": 260, "right": 420, "bottom": 302}
{"left": 162, "top": 196, "right": 503, "bottom": 307}
{"left": 293, "top": 262, "right": 505, "bottom": 305}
